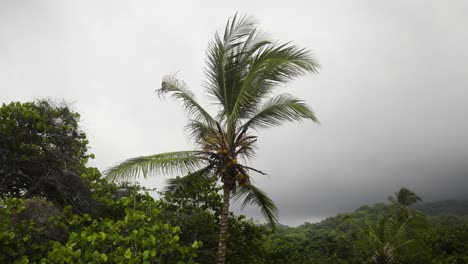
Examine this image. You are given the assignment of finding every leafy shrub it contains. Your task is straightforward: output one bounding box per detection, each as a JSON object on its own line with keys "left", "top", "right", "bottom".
{"left": 0, "top": 178, "right": 200, "bottom": 263}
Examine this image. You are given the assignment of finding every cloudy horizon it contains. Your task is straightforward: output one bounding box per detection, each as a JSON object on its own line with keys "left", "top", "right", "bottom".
{"left": 1, "top": 0, "right": 467, "bottom": 226}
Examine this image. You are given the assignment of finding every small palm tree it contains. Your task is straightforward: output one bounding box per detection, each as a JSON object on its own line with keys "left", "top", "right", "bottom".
{"left": 346, "top": 215, "right": 429, "bottom": 264}
{"left": 105, "top": 13, "right": 319, "bottom": 264}
{"left": 388, "top": 187, "right": 422, "bottom": 221}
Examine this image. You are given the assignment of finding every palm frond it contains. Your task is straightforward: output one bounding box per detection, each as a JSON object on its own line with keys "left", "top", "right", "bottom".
{"left": 238, "top": 28, "right": 271, "bottom": 61}
{"left": 223, "top": 13, "right": 256, "bottom": 45}
{"left": 241, "top": 93, "right": 319, "bottom": 131}
{"left": 393, "top": 239, "right": 416, "bottom": 250}
{"left": 226, "top": 29, "right": 272, "bottom": 117}
{"left": 204, "top": 13, "right": 256, "bottom": 119}
{"left": 389, "top": 187, "right": 423, "bottom": 220}
{"left": 391, "top": 216, "right": 430, "bottom": 255}
{"left": 347, "top": 214, "right": 430, "bottom": 260}
{"left": 184, "top": 119, "right": 221, "bottom": 147}
{"left": 232, "top": 184, "right": 278, "bottom": 229}
{"left": 234, "top": 134, "right": 258, "bottom": 160}
{"left": 232, "top": 42, "right": 319, "bottom": 121}
{"left": 104, "top": 151, "right": 206, "bottom": 182}
{"left": 399, "top": 215, "right": 430, "bottom": 238}
{"left": 394, "top": 187, "right": 423, "bottom": 206}
{"left": 165, "top": 166, "right": 214, "bottom": 193}
{"left": 158, "top": 75, "right": 216, "bottom": 126}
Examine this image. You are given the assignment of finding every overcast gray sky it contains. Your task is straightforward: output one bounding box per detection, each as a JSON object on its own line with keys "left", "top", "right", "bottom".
{"left": 1, "top": 0, "right": 467, "bottom": 226}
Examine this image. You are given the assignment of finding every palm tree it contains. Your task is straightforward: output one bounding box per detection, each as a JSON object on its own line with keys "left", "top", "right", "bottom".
{"left": 105, "top": 13, "right": 319, "bottom": 264}
{"left": 388, "top": 187, "right": 422, "bottom": 221}
{"left": 346, "top": 215, "right": 429, "bottom": 264}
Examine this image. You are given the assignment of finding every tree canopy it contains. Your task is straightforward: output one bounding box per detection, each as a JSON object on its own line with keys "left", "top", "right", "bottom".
{"left": 0, "top": 100, "right": 93, "bottom": 211}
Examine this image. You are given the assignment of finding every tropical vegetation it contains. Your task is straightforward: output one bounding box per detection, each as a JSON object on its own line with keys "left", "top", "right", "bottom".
{"left": 104, "top": 13, "right": 319, "bottom": 264}
{"left": 1, "top": 13, "right": 467, "bottom": 264}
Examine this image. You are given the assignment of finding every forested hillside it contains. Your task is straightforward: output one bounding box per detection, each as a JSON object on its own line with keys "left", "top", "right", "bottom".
{"left": 261, "top": 200, "right": 468, "bottom": 263}
{"left": 284, "top": 199, "right": 468, "bottom": 232}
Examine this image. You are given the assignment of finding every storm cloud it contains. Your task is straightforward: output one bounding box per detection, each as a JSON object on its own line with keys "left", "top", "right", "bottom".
{"left": 1, "top": 0, "right": 467, "bottom": 226}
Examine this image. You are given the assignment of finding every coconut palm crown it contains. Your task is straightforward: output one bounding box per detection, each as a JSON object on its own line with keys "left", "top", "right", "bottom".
{"left": 105, "top": 13, "right": 319, "bottom": 264}
{"left": 388, "top": 187, "right": 422, "bottom": 221}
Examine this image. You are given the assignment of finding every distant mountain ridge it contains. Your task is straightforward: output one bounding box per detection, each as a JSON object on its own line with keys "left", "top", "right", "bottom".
{"left": 412, "top": 199, "right": 468, "bottom": 216}
{"left": 279, "top": 199, "right": 468, "bottom": 230}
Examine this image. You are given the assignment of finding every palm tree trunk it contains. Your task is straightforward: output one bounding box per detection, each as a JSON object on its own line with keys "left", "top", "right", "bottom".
{"left": 217, "top": 184, "right": 231, "bottom": 264}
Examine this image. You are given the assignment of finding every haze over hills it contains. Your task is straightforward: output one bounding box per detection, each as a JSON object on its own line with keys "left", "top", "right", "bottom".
{"left": 412, "top": 200, "right": 468, "bottom": 216}
{"left": 279, "top": 199, "right": 468, "bottom": 228}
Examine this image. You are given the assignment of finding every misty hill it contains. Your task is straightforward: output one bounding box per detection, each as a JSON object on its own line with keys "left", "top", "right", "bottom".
{"left": 264, "top": 200, "right": 468, "bottom": 263}
{"left": 412, "top": 200, "right": 468, "bottom": 216}
{"left": 278, "top": 199, "right": 468, "bottom": 235}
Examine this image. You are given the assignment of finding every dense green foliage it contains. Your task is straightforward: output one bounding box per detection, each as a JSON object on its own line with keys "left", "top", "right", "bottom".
{"left": 1, "top": 100, "right": 466, "bottom": 264}
{"left": 0, "top": 101, "right": 196, "bottom": 263}
{"left": 258, "top": 201, "right": 468, "bottom": 263}
{"left": 0, "top": 101, "right": 93, "bottom": 211}
{"left": 0, "top": 101, "right": 269, "bottom": 263}
{"left": 0, "top": 168, "right": 201, "bottom": 263}
{"left": 158, "top": 177, "right": 271, "bottom": 264}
